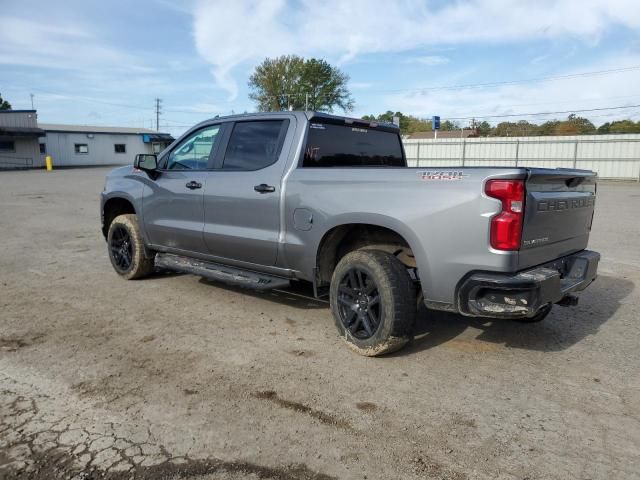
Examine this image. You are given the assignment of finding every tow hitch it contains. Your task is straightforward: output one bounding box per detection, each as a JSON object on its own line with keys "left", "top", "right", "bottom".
{"left": 557, "top": 294, "right": 579, "bottom": 307}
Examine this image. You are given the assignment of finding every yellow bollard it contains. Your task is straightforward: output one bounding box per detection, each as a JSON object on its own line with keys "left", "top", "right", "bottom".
{"left": 45, "top": 155, "right": 53, "bottom": 171}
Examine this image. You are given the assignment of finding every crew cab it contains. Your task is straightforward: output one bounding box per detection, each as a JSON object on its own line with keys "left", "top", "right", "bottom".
{"left": 101, "top": 112, "right": 599, "bottom": 356}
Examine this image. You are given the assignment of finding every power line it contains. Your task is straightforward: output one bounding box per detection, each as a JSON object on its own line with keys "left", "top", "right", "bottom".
{"left": 377, "top": 65, "right": 640, "bottom": 94}
{"left": 444, "top": 103, "right": 640, "bottom": 121}
{"left": 484, "top": 92, "right": 640, "bottom": 110}
{"left": 9, "top": 64, "right": 640, "bottom": 115}
{"left": 6, "top": 85, "right": 153, "bottom": 110}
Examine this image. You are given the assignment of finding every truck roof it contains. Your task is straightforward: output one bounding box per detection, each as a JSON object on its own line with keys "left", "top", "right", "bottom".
{"left": 195, "top": 111, "right": 400, "bottom": 133}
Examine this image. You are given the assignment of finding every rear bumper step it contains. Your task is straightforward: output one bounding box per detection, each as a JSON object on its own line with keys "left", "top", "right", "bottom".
{"left": 457, "top": 250, "right": 600, "bottom": 319}
{"left": 155, "top": 253, "right": 290, "bottom": 291}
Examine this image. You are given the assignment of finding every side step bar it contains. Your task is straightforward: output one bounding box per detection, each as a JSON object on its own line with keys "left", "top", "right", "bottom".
{"left": 155, "top": 253, "right": 290, "bottom": 291}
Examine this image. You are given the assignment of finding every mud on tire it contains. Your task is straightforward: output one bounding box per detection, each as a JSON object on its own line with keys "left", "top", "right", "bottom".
{"left": 107, "top": 213, "right": 154, "bottom": 280}
{"left": 330, "top": 249, "right": 417, "bottom": 356}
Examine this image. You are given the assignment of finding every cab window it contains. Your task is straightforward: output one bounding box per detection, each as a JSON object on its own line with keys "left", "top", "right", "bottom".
{"left": 222, "top": 120, "right": 287, "bottom": 171}
{"left": 166, "top": 125, "right": 220, "bottom": 170}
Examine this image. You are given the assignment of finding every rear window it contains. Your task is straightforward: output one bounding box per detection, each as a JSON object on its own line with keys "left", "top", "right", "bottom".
{"left": 302, "top": 122, "right": 404, "bottom": 167}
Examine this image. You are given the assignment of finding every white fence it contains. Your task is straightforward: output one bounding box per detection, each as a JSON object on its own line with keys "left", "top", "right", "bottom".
{"left": 403, "top": 134, "right": 640, "bottom": 181}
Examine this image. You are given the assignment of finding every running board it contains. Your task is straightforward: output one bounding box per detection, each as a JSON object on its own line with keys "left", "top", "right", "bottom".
{"left": 155, "top": 253, "right": 290, "bottom": 291}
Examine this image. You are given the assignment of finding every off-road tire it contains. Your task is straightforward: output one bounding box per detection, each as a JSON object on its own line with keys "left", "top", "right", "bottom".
{"left": 330, "top": 250, "right": 417, "bottom": 356}
{"left": 107, "top": 214, "right": 154, "bottom": 280}
{"left": 515, "top": 304, "right": 552, "bottom": 323}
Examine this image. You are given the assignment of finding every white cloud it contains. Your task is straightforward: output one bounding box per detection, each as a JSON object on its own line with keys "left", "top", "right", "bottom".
{"left": 0, "top": 16, "right": 153, "bottom": 73}
{"left": 381, "top": 54, "right": 640, "bottom": 125}
{"left": 191, "top": 0, "right": 640, "bottom": 96}
{"left": 407, "top": 56, "right": 450, "bottom": 66}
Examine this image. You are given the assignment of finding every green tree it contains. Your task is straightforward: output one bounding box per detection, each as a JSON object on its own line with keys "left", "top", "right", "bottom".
{"left": 0, "top": 92, "right": 11, "bottom": 111}
{"left": 477, "top": 120, "right": 492, "bottom": 136}
{"left": 563, "top": 114, "right": 596, "bottom": 135}
{"left": 248, "top": 55, "right": 354, "bottom": 113}
{"left": 538, "top": 120, "right": 561, "bottom": 136}
{"left": 493, "top": 122, "right": 519, "bottom": 136}
{"left": 439, "top": 120, "right": 460, "bottom": 131}
{"left": 608, "top": 119, "right": 640, "bottom": 133}
{"left": 361, "top": 111, "right": 433, "bottom": 135}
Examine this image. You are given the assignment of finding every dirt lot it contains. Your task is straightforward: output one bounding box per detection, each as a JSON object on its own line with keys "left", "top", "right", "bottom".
{"left": 1, "top": 167, "right": 639, "bottom": 480}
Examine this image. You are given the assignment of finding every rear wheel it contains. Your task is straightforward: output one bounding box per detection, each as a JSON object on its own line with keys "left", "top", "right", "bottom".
{"left": 107, "top": 214, "right": 154, "bottom": 280}
{"left": 330, "top": 250, "right": 417, "bottom": 356}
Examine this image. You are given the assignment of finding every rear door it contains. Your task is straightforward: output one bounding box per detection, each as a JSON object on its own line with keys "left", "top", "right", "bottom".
{"left": 142, "top": 124, "right": 223, "bottom": 254}
{"left": 518, "top": 168, "right": 597, "bottom": 269}
{"left": 202, "top": 118, "right": 292, "bottom": 265}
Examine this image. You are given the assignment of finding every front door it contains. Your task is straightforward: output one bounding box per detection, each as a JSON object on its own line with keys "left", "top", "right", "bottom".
{"left": 142, "top": 124, "right": 222, "bottom": 254}
{"left": 203, "top": 119, "right": 292, "bottom": 266}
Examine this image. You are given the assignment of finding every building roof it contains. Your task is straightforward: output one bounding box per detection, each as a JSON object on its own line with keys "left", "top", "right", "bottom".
{"left": 407, "top": 130, "right": 478, "bottom": 140}
{"left": 39, "top": 123, "right": 169, "bottom": 135}
{"left": 0, "top": 126, "right": 45, "bottom": 137}
{"left": 0, "top": 109, "right": 37, "bottom": 113}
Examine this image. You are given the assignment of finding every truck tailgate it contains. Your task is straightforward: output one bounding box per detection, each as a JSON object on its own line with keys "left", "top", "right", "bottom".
{"left": 518, "top": 168, "right": 597, "bottom": 269}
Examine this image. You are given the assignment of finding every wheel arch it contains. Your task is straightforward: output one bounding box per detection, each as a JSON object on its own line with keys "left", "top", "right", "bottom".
{"left": 315, "top": 219, "right": 426, "bottom": 287}
{"left": 102, "top": 196, "right": 137, "bottom": 238}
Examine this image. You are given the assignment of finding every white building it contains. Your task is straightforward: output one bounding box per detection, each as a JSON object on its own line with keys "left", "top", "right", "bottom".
{"left": 39, "top": 124, "right": 173, "bottom": 167}
{"left": 0, "top": 110, "right": 45, "bottom": 169}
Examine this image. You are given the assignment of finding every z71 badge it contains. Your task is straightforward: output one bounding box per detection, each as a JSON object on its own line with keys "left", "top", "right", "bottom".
{"left": 418, "top": 171, "right": 468, "bottom": 181}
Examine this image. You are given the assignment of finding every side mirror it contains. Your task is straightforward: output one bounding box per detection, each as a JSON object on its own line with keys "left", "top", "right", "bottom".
{"left": 134, "top": 154, "right": 157, "bottom": 172}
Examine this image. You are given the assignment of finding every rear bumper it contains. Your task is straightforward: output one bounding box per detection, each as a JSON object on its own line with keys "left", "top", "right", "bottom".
{"left": 457, "top": 250, "right": 600, "bottom": 319}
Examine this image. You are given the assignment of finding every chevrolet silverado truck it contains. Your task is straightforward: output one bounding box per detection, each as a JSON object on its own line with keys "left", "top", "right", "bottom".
{"left": 101, "top": 111, "right": 599, "bottom": 356}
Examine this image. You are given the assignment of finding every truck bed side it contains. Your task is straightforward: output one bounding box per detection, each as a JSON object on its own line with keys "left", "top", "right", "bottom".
{"left": 283, "top": 167, "right": 525, "bottom": 307}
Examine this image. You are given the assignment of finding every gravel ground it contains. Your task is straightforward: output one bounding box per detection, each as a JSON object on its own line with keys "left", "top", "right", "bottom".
{"left": 0, "top": 167, "right": 639, "bottom": 480}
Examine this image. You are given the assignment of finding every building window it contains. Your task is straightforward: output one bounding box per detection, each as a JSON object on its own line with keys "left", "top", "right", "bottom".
{"left": 75, "top": 144, "right": 89, "bottom": 154}
{"left": 0, "top": 141, "right": 16, "bottom": 152}
{"left": 114, "top": 144, "right": 126, "bottom": 154}
{"left": 152, "top": 142, "right": 162, "bottom": 154}
{"left": 39, "top": 143, "right": 46, "bottom": 154}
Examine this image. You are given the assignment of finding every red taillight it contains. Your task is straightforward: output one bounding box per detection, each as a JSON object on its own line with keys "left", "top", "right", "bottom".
{"left": 485, "top": 179, "right": 525, "bottom": 251}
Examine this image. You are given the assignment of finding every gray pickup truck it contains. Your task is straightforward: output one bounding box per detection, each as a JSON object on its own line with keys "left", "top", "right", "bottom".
{"left": 101, "top": 111, "right": 599, "bottom": 356}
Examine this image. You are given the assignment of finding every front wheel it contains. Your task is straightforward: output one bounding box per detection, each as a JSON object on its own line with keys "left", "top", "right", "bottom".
{"left": 330, "top": 250, "right": 417, "bottom": 356}
{"left": 107, "top": 214, "right": 154, "bottom": 280}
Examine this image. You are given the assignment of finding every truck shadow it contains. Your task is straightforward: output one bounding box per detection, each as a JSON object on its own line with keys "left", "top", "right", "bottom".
{"left": 402, "top": 274, "right": 634, "bottom": 354}
{"left": 197, "top": 278, "right": 328, "bottom": 310}
{"left": 194, "top": 273, "right": 632, "bottom": 355}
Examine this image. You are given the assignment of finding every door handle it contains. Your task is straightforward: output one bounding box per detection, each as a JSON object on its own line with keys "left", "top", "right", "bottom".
{"left": 186, "top": 181, "right": 202, "bottom": 190}
{"left": 254, "top": 183, "right": 276, "bottom": 194}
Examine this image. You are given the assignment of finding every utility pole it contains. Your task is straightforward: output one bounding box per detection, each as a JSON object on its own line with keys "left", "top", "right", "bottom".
{"left": 305, "top": 92, "right": 309, "bottom": 111}
{"left": 30, "top": 93, "right": 34, "bottom": 110}
{"left": 155, "top": 98, "right": 162, "bottom": 131}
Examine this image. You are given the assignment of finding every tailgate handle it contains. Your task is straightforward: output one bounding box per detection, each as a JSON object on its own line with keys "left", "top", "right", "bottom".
{"left": 565, "top": 177, "right": 584, "bottom": 188}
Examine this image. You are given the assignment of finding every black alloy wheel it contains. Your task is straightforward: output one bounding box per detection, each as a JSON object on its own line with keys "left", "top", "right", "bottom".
{"left": 336, "top": 267, "right": 382, "bottom": 339}
{"left": 109, "top": 225, "right": 133, "bottom": 273}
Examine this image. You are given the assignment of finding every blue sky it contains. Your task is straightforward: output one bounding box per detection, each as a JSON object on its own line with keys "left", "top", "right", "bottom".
{"left": 2, "top": 0, "right": 640, "bottom": 136}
